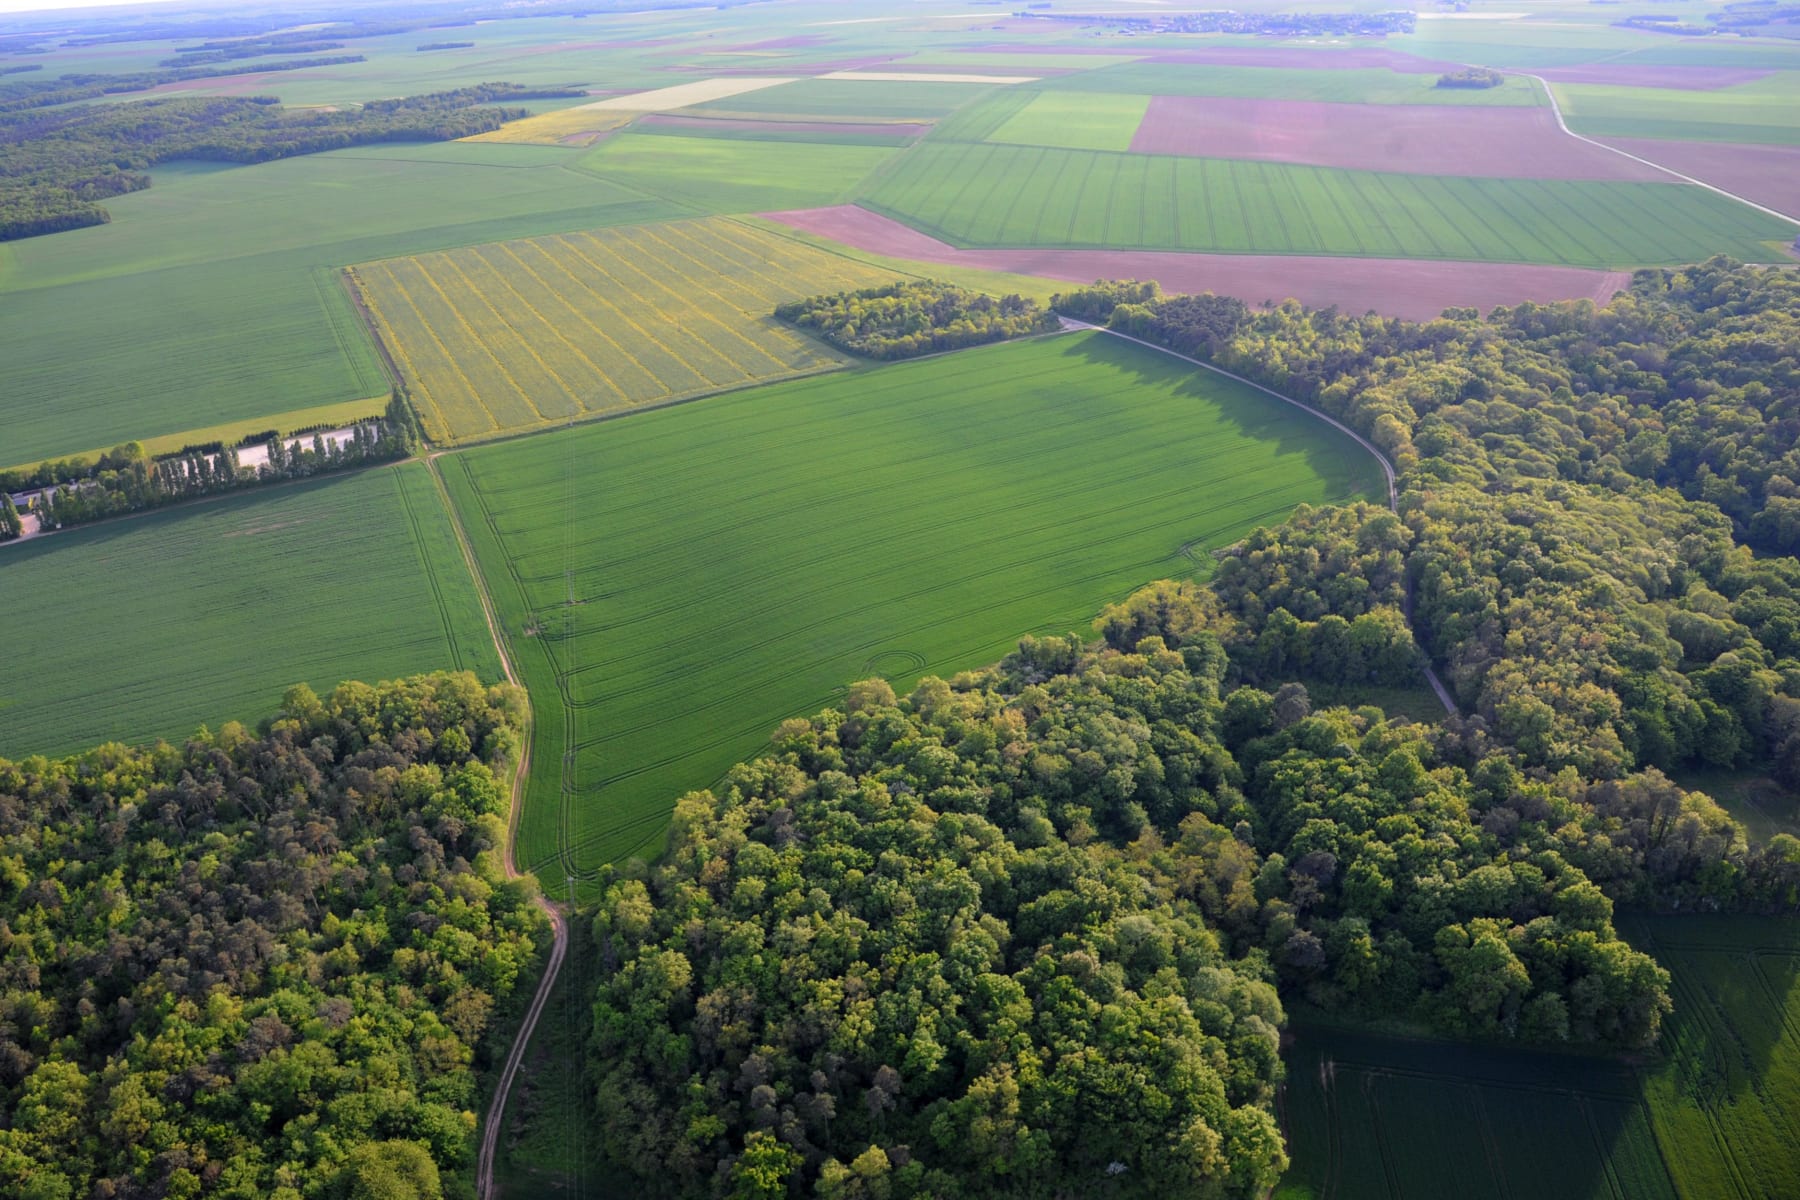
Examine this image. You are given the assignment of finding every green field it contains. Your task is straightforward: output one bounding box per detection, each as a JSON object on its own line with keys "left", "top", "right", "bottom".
{"left": 1037, "top": 63, "right": 1545, "bottom": 106}
{"left": 1279, "top": 915, "right": 1800, "bottom": 1200}
{"left": 1626, "top": 916, "right": 1800, "bottom": 1199}
{"left": 576, "top": 130, "right": 898, "bottom": 214}
{"left": 0, "top": 464, "right": 500, "bottom": 759}
{"left": 1278, "top": 1025, "right": 1673, "bottom": 1200}
{"left": 439, "top": 331, "right": 1384, "bottom": 883}
{"left": 0, "top": 147, "right": 684, "bottom": 466}
{"left": 987, "top": 91, "right": 1150, "bottom": 152}
{"left": 860, "top": 141, "right": 1791, "bottom": 267}
{"left": 1556, "top": 73, "right": 1800, "bottom": 145}
{"left": 685, "top": 76, "right": 1005, "bottom": 121}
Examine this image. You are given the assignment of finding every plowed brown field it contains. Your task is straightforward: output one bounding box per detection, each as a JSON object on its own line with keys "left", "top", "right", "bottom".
{"left": 1602, "top": 138, "right": 1800, "bottom": 218}
{"left": 1128, "top": 96, "right": 1668, "bottom": 180}
{"left": 761, "top": 205, "right": 1636, "bottom": 322}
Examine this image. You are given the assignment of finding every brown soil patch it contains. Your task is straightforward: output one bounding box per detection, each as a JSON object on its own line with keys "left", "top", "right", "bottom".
{"left": 1601, "top": 137, "right": 1800, "bottom": 217}
{"left": 638, "top": 114, "right": 929, "bottom": 139}
{"left": 723, "top": 35, "right": 828, "bottom": 52}
{"left": 762, "top": 205, "right": 1635, "bottom": 322}
{"left": 1534, "top": 65, "right": 1772, "bottom": 90}
{"left": 1129, "top": 96, "right": 1666, "bottom": 180}
{"left": 973, "top": 43, "right": 1466, "bottom": 73}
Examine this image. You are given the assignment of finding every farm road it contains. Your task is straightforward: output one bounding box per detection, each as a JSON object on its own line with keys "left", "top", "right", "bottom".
{"left": 424, "top": 454, "right": 568, "bottom": 1200}
{"left": 1062, "top": 318, "right": 1459, "bottom": 717}
{"left": 1523, "top": 73, "right": 1800, "bottom": 229}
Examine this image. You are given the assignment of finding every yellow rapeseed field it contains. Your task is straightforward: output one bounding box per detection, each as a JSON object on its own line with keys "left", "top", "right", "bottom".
{"left": 349, "top": 217, "right": 898, "bottom": 445}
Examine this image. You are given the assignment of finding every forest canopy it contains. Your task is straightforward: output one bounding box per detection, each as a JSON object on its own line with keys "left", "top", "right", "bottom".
{"left": 0, "top": 81, "right": 582, "bottom": 241}
{"left": 775, "top": 281, "right": 1058, "bottom": 361}
{"left": 0, "top": 673, "right": 545, "bottom": 1199}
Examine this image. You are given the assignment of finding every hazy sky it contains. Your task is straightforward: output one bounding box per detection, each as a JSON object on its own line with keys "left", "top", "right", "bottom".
{"left": 0, "top": 0, "right": 183, "bottom": 17}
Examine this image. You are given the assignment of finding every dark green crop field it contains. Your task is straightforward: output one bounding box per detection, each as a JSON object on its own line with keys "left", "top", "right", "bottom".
{"left": 439, "top": 331, "right": 1384, "bottom": 885}
{"left": 0, "top": 464, "right": 499, "bottom": 758}
{"left": 1279, "top": 914, "right": 1800, "bottom": 1200}
{"left": 860, "top": 141, "right": 1792, "bottom": 267}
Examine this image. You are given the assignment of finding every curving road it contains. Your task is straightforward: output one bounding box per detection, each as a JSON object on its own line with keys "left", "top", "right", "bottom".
{"left": 426, "top": 457, "right": 571, "bottom": 1200}
{"left": 1063, "top": 319, "right": 1458, "bottom": 716}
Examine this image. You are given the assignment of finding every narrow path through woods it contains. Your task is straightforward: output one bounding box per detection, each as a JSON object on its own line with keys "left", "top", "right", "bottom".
{"left": 1063, "top": 320, "right": 1458, "bottom": 716}
{"left": 424, "top": 455, "right": 570, "bottom": 1200}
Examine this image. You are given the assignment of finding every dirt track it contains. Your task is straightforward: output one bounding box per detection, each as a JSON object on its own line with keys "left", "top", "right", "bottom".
{"left": 1128, "top": 96, "right": 1667, "bottom": 180}
{"left": 762, "top": 205, "right": 1635, "bottom": 322}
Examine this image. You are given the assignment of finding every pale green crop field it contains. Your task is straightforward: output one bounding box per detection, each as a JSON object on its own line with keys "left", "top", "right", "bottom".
{"left": 439, "top": 331, "right": 1384, "bottom": 885}
{"left": 987, "top": 91, "right": 1151, "bottom": 152}
{"left": 0, "top": 464, "right": 499, "bottom": 759}
{"left": 1556, "top": 73, "right": 1800, "bottom": 145}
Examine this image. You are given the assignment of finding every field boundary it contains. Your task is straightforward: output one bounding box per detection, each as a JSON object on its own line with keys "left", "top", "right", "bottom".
{"left": 424, "top": 452, "right": 569, "bottom": 1200}
{"left": 1066, "top": 318, "right": 1457, "bottom": 716}
{"left": 1524, "top": 73, "right": 1800, "bottom": 228}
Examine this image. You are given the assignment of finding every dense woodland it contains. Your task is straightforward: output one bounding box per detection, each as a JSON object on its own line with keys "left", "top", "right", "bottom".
{"left": 582, "top": 262, "right": 1800, "bottom": 1196}
{"left": 0, "top": 82, "right": 581, "bottom": 241}
{"left": 1055, "top": 264, "right": 1800, "bottom": 789}
{"left": 775, "top": 283, "right": 1058, "bottom": 361}
{"left": 0, "top": 673, "right": 545, "bottom": 1199}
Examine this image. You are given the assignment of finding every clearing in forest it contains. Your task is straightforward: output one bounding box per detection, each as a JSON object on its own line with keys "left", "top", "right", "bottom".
{"left": 350, "top": 217, "right": 896, "bottom": 445}
{"left": 437, "top": 331, "right": 1386, "bottom": 886}
{"left": 0, "top": 463, "right": 499, "bottom": 759}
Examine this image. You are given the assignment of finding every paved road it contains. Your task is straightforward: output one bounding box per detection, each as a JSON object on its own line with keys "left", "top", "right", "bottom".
{"left": 1521, "top": 72, "right": 1800, "bottom": 229}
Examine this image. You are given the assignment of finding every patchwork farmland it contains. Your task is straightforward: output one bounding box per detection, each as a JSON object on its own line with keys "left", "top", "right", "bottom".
{"left": 0, "top": 464, "right": 499, "bottom": 758}
{"left": 352, "top": 218, "right": 894, "bottom": 444}
{"left": 1125, "top": 96, "right": 1666, "bottom": 180}
{"left": 439, "top": 332, "right": 1385, "bottom": 882}
{"left": 860, "top": 141, "right": 1792, "bottom": 266}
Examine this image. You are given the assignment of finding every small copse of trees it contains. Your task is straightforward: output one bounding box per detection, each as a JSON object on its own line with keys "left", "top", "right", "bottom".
{"left": 1437, "top": 67, "right": 1506, "bottom": 89}
{"left": 776, "top": 280, "right": 1059, "bottom": 360}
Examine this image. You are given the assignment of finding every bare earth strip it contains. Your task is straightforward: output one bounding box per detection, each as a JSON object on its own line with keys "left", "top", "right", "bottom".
{"left": 762, "top": 205, "right": 1635, "bottom": 322}
{"left": 1128, "top": 97, "right": 1668, "bottom": 181}
{"left": 579, "top": 76, "right": 799, "bottom": 111}
{"left": 1598, "top": 138, "right": 1800, "bottom": 219}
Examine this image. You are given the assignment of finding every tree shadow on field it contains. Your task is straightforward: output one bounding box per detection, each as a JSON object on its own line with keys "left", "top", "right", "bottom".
{"left": 1050, "top": 332, "right": 1386, "bottom": 518}
{"left": 1279, "top": 1024, "right": 1667, "bottom": 1200}
{"left": 1621, "top": 915, "right": 1800, "bottom": 1197}
{"left": 0, "top": 471, "right": 380, "bottom": 567}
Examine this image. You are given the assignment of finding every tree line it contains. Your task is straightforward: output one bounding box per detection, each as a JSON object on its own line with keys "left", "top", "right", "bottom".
{"left": 0, "top": 81, "right": 584, "bottom": 241}
{"left": 0, "top": 672, "right": 544, "bottom": 1199}
{"left": 775, "top": 281, "right": 1058, "bottom": 361}
{"left": 2, "top": 392, "right": 418, "bottom": 540}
